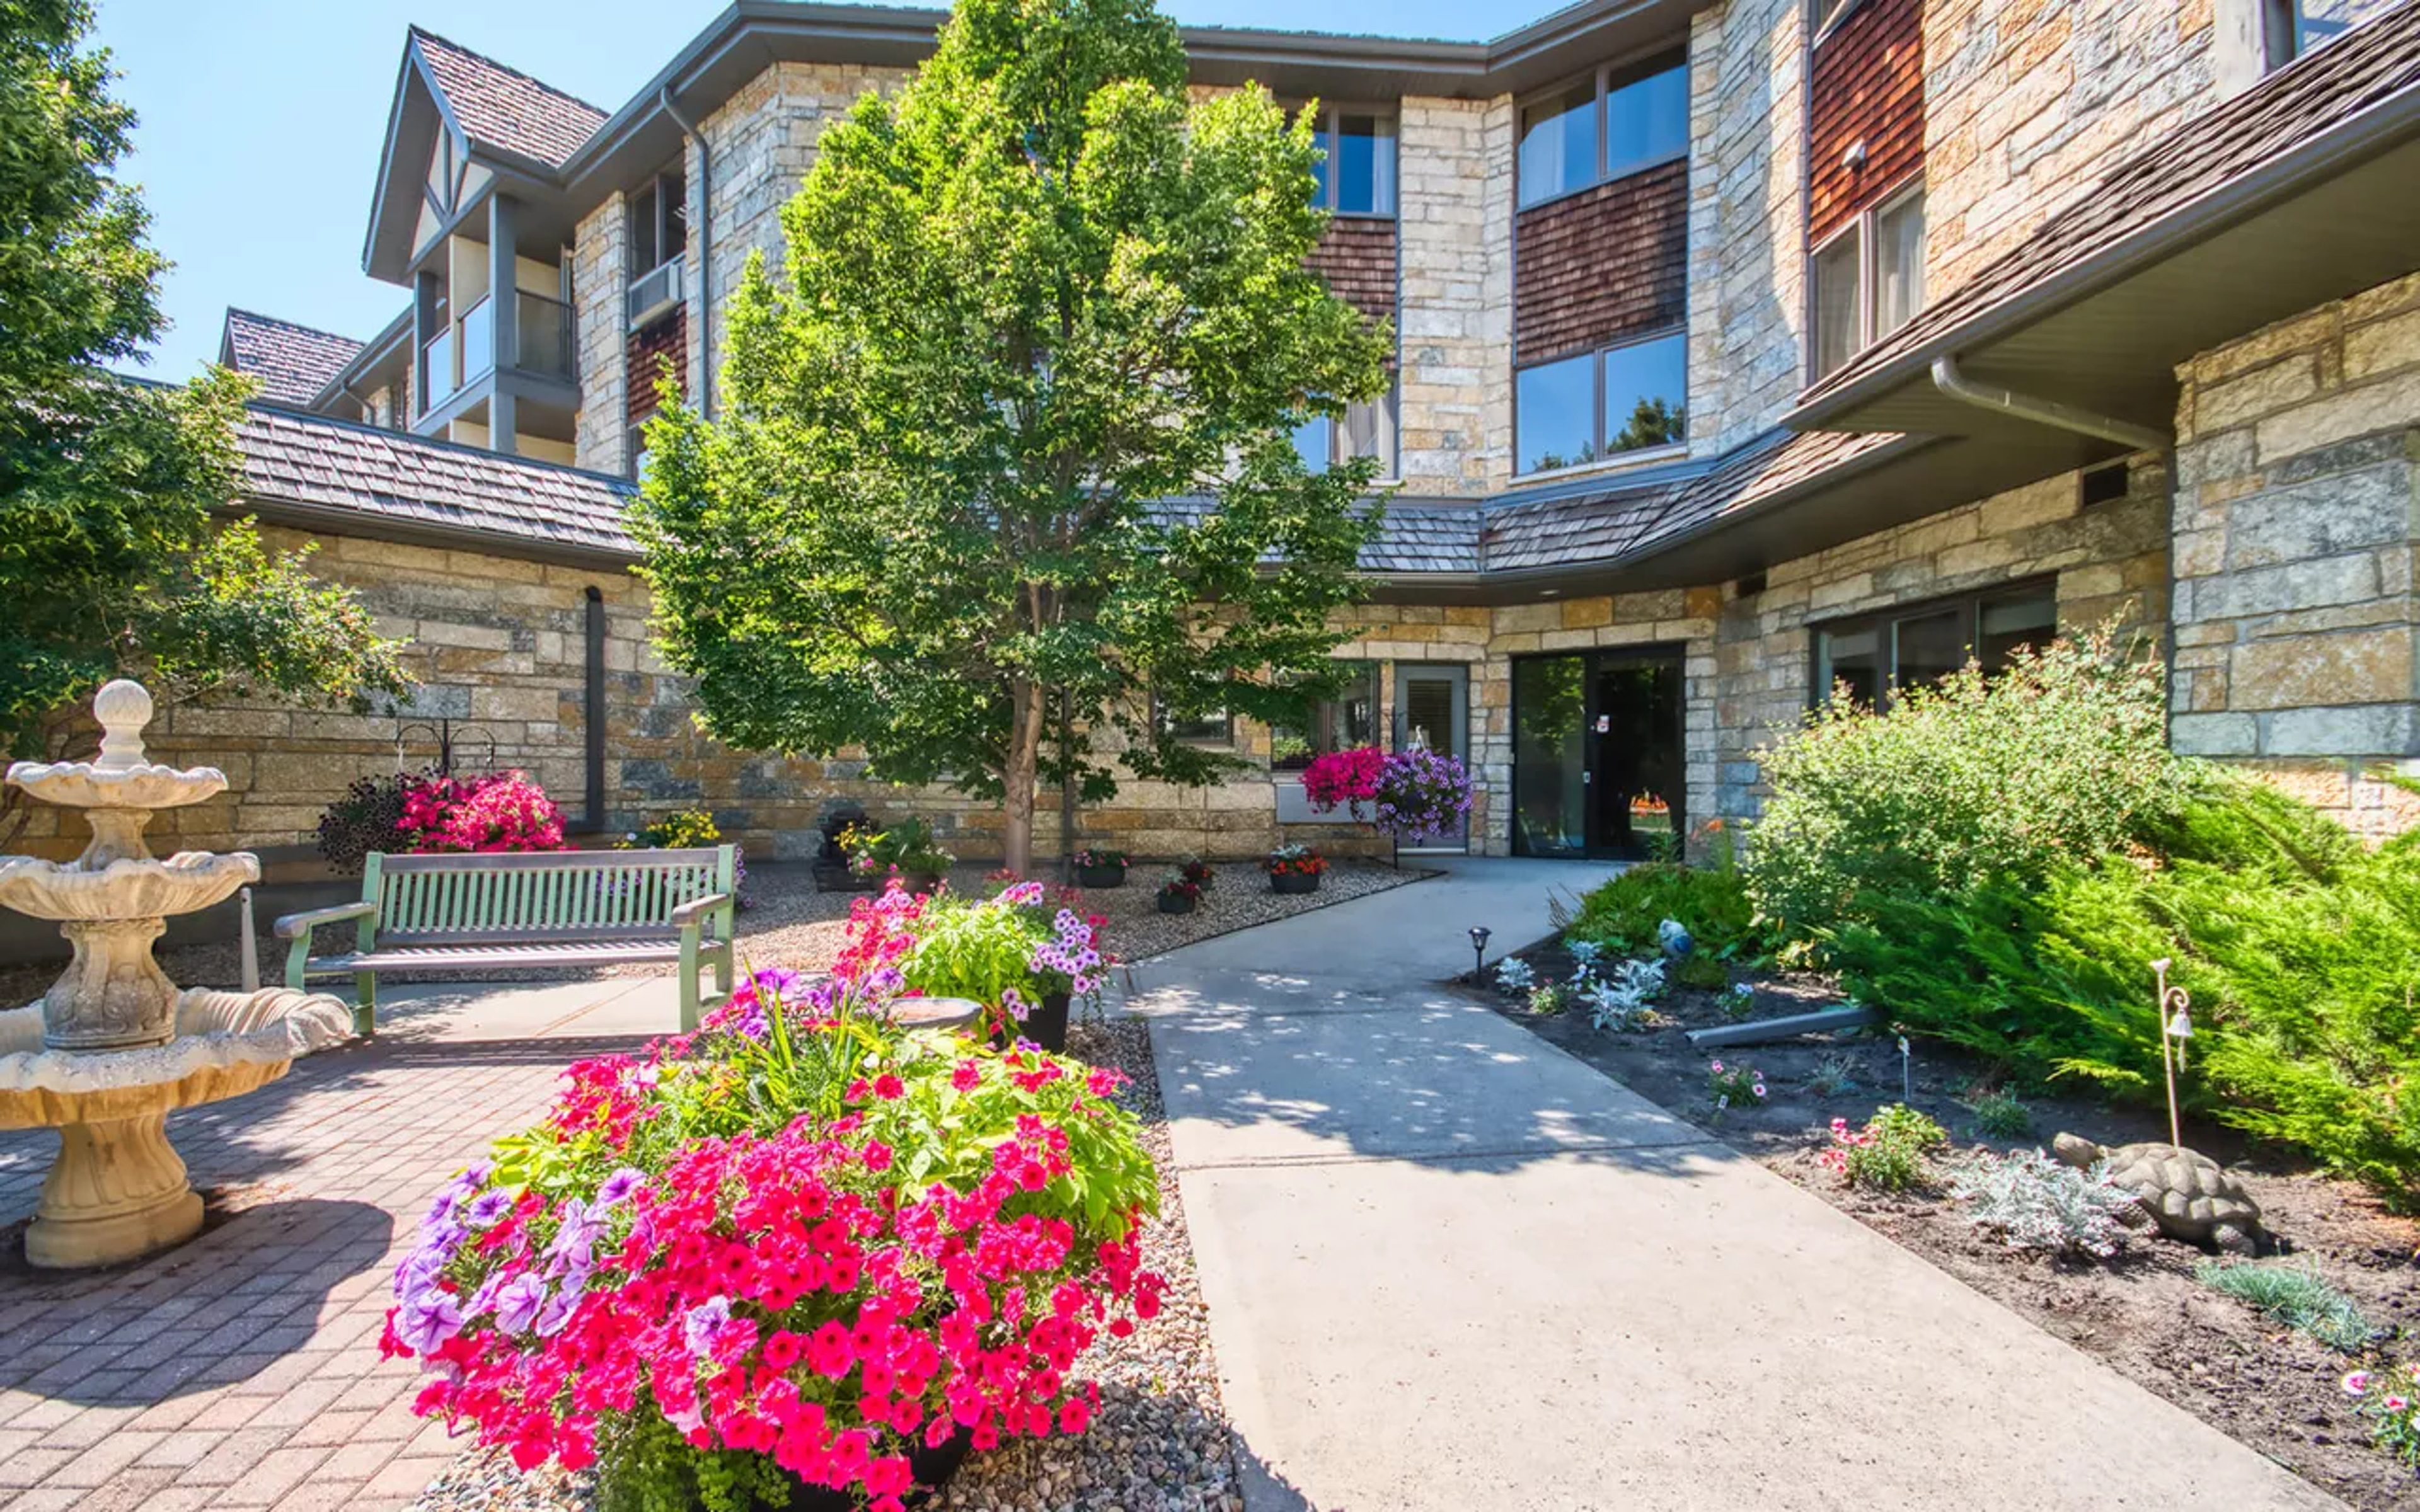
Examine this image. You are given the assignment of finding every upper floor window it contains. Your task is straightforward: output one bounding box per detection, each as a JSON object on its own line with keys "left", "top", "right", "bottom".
{"left": 2266, "top": 0, "right": 2377, "bottom": 66}
{"left": 1294, "top": 380, "right": 1398, "bottom": 479}
{"left": 1307, "top": 108, "right": 1397, "bottom": 216}
{"left": 1516, "top": 329, "right": 1686, "bottom": 476}
{"left": 630, "top": 167, "right": 688, "bottom": 277}
{"left": 1811, "top": 183, "right": 1925, "bottom": 381}
{"left": 1517, "top": 53, "right": 1690, "bottom": 209}
{"left": 1811, "top": 581, "right": 2054, "bottom": 711}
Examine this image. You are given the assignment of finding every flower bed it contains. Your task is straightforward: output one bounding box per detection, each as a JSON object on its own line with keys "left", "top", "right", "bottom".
{"left": 383, "top": 908, "right": 1162, "bottom": 1510}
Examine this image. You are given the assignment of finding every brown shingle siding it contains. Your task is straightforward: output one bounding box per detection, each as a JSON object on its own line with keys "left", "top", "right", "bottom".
{"left": 627, "top": 312, "right": 686, "bottom": 430}
{"left": 1514, "top": 160, "right": 1688, "bottom": 367}
{"left": 1306, "top": 217, "right": 1398, "bottom": 323}
{"left": 1807, "top": 0, "right": 1926, "bottom": 243}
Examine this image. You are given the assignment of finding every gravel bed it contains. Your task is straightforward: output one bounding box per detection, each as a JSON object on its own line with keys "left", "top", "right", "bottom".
{"left": 0, "top": 858, "right": 1426, "bottom": 1004}
{"left": 403, "top": 1013, "right": 1246, "bottom": 1512}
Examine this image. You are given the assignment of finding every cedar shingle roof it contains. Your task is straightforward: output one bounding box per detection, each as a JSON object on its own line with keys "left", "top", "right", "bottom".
{"left": 234, "top": 406, "right": 636, "bottom": 559}
{"left": 1799, "top": 3, "right": 2420, "bottom": 413}
{"left": 221, "top": 311, "right": 365, "bottom": 408}
{"left": 411, "top": 26, "right": 606, "bottom": 170}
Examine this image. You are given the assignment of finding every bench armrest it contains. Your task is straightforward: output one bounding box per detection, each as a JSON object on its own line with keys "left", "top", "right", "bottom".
{"left": 671, "top": 893, "right": 732, "bottom": 931}
{"left": 274, "top": 900, "right": 379, "bottom": 941}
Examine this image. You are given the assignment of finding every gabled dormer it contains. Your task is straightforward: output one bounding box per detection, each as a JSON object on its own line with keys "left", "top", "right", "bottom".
{"left": 357, "top": 28, "right": 605, "bottom": 465}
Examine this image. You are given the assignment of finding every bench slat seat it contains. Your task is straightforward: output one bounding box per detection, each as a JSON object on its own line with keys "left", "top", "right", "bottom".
{"left": 276, "top": 845, "right": 737, "bottom": 1036}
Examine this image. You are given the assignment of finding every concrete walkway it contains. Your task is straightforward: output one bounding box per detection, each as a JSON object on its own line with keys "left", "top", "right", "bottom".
{"left": 1128, "top": 857, "right": 2342, "bottom": 1511}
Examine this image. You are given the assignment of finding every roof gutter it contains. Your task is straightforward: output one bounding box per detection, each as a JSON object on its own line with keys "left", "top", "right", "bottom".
{"left": 660, "top": 83, "right": 713, "bottom": 421}
{"left": 1927, "top": 354, "right": 2169, "bottom": 454}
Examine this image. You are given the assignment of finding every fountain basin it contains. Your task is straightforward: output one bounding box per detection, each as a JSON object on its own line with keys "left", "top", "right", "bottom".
{"left": 0, "top": 852, "right": 258, "bottom": 921}
{"left": 4, "top": 761, "right": 228, "bottom": 813}
{"left": 0, "top": 989, "right": 352, "bottom": 1268}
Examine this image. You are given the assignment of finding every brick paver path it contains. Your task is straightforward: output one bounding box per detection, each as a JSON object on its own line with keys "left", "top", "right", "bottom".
{"left": 0, "top": 1033, "right": 637, "bottom": 1510}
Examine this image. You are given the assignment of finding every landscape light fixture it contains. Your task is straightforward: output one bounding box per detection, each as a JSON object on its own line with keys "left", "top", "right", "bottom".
{"left": 1468, "top": 926, "right": 1492, "bottom": 982}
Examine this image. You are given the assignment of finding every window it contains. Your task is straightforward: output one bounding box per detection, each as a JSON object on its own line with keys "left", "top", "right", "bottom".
{"left": 1811, "top": 582, "right": 2056, "bottom": 710}
{"left": 1516, "top": 329, "right": 1686, "bottom": 475}
{"left": 1271, "top": 662, "right": 1378, "bottom": 772}
{"left": 1308, "top": 108, "right": 1397, "bottom": 216}
{"left": 1808, "top": 0, "right": 1864, "bottom": 42}
{"left": 1293, "top": 382, "right": 1398, "bottom": 477}
{"left": 2267, "top": 0, "right": 2369, "bottom": 66}
{"left": 630, "top": 166, "right": 688, "bottom": 277}
{"left": 1517, "top": 53, "right": 1689, "bottom": 209}
{"left": 1809, "top": 184, "right": 1925, "bottom": 380}
{"left": 1156, "top": 702, "right": 1233, "bottom": 745}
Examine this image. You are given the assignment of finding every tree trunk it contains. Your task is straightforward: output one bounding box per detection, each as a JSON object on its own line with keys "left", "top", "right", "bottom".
{"left": 1001, "top": 678, "right": 1047, "bottom": 878}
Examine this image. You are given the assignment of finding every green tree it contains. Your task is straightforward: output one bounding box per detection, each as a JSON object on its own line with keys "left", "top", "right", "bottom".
{"left": 633, "top": 0, "right": 1392, "bottom": 873}
{"left": 0, "top": 0, "right": 407, "bottom": 767}
{"left": 1611, "top": 395, "right": 1683, "bottom": 452}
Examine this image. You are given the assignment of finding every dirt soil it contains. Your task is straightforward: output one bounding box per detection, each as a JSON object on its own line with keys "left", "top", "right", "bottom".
{"left": 1463, "top": 935, "right": 2420, "bottom": 1512}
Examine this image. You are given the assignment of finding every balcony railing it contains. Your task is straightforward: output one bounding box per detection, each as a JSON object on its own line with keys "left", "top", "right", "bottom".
{"left": 459, "top": 295, "right": 495, "bottom": 384}
{"left": 516, "top": 290, "right": 575, "bottom": 381}
{"left": 422, "top": 328, "right": 456, "bottom": 410}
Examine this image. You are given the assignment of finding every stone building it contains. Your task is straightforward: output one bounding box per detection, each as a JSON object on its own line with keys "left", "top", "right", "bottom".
{"left": 153, "top": 0, "right": 2420, "bottom": 873}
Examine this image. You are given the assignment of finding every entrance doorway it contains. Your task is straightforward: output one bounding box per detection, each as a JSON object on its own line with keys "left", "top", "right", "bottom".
{"left": 1393, "top": 663, "right": 1470, "bottom": 851}
{"left": 1510, "top": 647, "right": 1686, "bottom": 861}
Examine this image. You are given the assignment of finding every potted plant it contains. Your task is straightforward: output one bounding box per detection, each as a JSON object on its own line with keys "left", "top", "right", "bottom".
{"left": 382, "top": 959, "right": 1164, "bottom": 1511}
{"left": 814, "top": 805, "right": 876, "bottom": 891}
{"left": 1156, "top": 873, "right": 1201, "bottom": 914}
{"left": 1177, "top": 854, "right": 1216, "bottom": 892}
{"left": 847, "top": 818, "right": 955, "bottom": 895}
{"left": 1264, "top": 843, "right": 1328, "bottom": 895}
{"left": 894, "top": 880, "right": 1108, "bottom": 1053}
{"left": 1072, "top": 846, "right": 1129, "bottom": 889}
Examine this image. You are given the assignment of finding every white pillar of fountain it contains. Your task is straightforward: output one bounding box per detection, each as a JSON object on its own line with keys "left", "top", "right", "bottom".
{"left": 0, "top": 680, "right": 352, "bottom": 1268}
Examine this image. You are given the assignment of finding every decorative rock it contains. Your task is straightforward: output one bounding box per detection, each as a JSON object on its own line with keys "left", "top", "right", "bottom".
{"left": 1657, "top": 918, "right": 1693, "bottom": 958}
{"left": 2051, "top": 1132, "right": 2265, "bottom": 1254}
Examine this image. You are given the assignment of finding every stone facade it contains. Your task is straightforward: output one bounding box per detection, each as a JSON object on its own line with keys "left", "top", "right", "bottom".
{"left": 1394, "top": 95, "right": 1515, "bottom": 496}
{"left": 1923, "top": 0, "right": 2216, "bottom": 294}
{"left": 572, "top": 192, "right": 630, "bottom": 474}
{"left": 2169, "top": 271, "right": 2420, "bottom": 835}
{"left": 1686, "top": 0, "right": 1811, "bottom": 458}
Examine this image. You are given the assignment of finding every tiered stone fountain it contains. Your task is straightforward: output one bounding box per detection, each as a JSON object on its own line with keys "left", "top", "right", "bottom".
{"left": 0, "top": 680, "right": 350, "bottom": 1268}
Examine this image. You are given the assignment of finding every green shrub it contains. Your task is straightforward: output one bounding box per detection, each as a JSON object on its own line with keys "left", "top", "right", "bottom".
{"left": 1965, "top": 1088, "right": 2033, "bottom": 1138}
{"left": 1674, "top": 953, "right": 1731, "bottom": 991}
{"left": 1821, "top": 1104, "right": 1942, "bottom": 1192}
{"left": 1820, "top": 783, "right": 2420, "bottom": 1206}
{"left": 2195, "top": 1261, "right": 2375, "bottom": 1354}
{"left": 1564, "top": 864, "right": 1770, "bottom": 961}
{"left": 1746, "top": 626, "right": 2188, "bottom": 939}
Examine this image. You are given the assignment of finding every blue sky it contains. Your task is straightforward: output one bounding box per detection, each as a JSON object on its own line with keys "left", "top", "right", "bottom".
{"left": 95, "top": 0, "right": 1541, "bottom": 381}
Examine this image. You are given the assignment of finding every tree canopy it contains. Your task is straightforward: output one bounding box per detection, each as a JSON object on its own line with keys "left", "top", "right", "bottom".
{"left": 632, "top": 0, "right": 1393, "bottom": 873}
{"left": 0, "top": 0, "right": 406, "bottom": 761}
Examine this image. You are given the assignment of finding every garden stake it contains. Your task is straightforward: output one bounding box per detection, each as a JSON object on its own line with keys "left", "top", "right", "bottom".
{"left": 2152, "top": 958, "right": 2191, "bottom": 1146}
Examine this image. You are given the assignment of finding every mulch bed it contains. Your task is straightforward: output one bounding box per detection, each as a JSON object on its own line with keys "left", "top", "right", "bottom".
{"left": 1466, "top": 934, "right": 2420, "bottom": 1512}
{"left": 407, "top": 1013, "right": 1245, "bottom": 1512}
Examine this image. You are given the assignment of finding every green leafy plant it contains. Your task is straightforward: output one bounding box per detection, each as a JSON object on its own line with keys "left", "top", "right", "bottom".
{"left": 1155, "top": 871, "right": 1200, "bottom": 905}
{"left": 630, "top": 0, "right": 1393, "bottom": 876}
{"left": 2196, "top": 1261, "right": 2376, "bottom": 1354}
{"left": 1674, "top": 953, "right": 1731, "bottom": 992}
{"left": 1528, "top": 980, "right": 1573, "bottom": 1016}
{"left": 1715, "top": 982, "right": 1756, "bottom": 1019}
{"left": 1965, "top": 1088, "right": 2033, "bottom": 1139}
{"left": 1073, "top": 847, "right": 1129, "bottom": 871}
{"left": 1949, "top": 1148, "right": 2138, "bottom": 1257}
{"left": 1746, "top": 624, "right": 2188, "bottom": 941}
{"left": 1705, "top": 1058, "right": 1768, "bottom": 1118}
{"left": 1802, "top": 1053, "right": 1859, "bottom": 1099}
{"left": 627, "top": 808, "right": 722, "bottom": 849}
{"left": 846, "top": 818, "right": 956, "bottom": 879}
{"left": 1564, "top": 864, "right": 1770, "bottom": 961}
{"left": 1821, "top": 1104, "right": 1944, "bottom": 1192}
{"left": 2344, "top": 1364, "right": 2420, "bottom": 1469}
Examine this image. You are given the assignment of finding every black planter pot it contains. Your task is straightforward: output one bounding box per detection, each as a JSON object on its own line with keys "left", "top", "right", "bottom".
{"left": 1157, "top": 892, "right": 1197, "bottom": 914}
{"left": 1073, "top": 863, "right": 1127, "bottom": 890}
{"left": 902, "top": 870, "right": 946, "bottom": 896}
{"left": 991, "top": 990, "right": 1071, "bottom": 1054}
{"left": 777, "top": 1427, "right": 975, "bottom": 1510}
{"left": 812, "top": 861, "right": 879, "bottom": 893}
{"left": 1269, "top": 869, "right": 1320, "bottom": 896}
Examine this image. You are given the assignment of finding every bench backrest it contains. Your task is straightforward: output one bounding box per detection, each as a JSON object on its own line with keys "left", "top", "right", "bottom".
{"left": 361, "top": 847, "right": 735, "bottom": 946}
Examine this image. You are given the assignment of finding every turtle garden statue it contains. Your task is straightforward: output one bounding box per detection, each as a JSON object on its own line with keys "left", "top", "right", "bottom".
{"left": 2051, "top": 1131, "right": 2265, "bottom": 1254}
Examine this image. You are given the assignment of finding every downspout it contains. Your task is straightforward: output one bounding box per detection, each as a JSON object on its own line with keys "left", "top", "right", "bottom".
{"left": 1928, "top": 353, "right": 2167, "bottom": 454}
{"left": 660, "top": 84, "right": 713, "bottom": 421}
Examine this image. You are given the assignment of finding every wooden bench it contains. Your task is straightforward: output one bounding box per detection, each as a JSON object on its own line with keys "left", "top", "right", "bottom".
{"left": 276, "top": 847, "right": 737, "bottom": 1036}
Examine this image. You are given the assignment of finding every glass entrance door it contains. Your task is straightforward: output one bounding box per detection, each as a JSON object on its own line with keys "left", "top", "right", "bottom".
{"left": 1394, "top": 663, "right": 1469, "bottom": 850}
{"left": 1511, "top": 648, "right": 1686, "bottom": 861}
